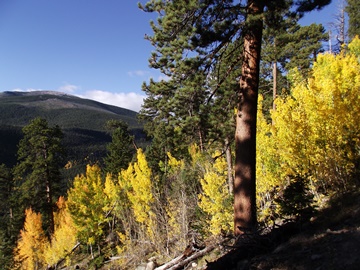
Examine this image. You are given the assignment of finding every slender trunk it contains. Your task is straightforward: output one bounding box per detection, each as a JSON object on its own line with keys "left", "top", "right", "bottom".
{"left": 225, "top": 137, "right": 234, "bottom": 195}
{"left": 90, "top": 244, "right": 94, "bottom": 259}
{"left": 44, "top": 145, "right": 55, "bottom": 238}
{"left": 234, "top": 0, "right": 263, "bottom": 236}
{"left": 45, "top": 175, "right": 55, "bottom": 238}
{"left": 198, "top": 128, "right": 204, "bottom": 152}
{"left": 272, "top": 61, "right": 277, "bottom": 112}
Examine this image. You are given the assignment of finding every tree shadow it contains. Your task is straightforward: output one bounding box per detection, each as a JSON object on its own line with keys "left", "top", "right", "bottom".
{"left": 206, "top": 189, "right": 360, "bottom": 270}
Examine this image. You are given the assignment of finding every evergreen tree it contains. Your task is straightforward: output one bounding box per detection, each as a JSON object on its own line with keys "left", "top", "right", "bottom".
{"left": 261, "top": 3, "right": 297, "bottom": 111}
{"left": 12, "top": 118, "right": 65, "bottom": 238}
{"left": 346, "top": 0, "right": 360, "bottom": 39}
{"left": 141, "top": 0, "right": 331, "bottom": 235}
{"left": 104, "top": 120, "right": 134, "bottom": 175}
{"left": 0, "top": 164, "right": 13, "bottom": 269}
{"left": 282, "top": 23, "right": 328, "bottom": 73}
{"left": 261, "top": 15, "right": 327, "bottom": 110}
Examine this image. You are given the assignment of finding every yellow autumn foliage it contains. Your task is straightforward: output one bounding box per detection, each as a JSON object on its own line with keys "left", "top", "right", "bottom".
{"left": 256, "top": 95, "right": 281, "bottom": 194}
{"left": 164, "top": 152, "right": 188, "bottom": 250}
{"left": 119, "top": 148, "right": 156, "bottom": 245}
{"left": 120, "top": 148, "right": 153, "bottom": 224}
{"left": 198, "top": 151, "right": 233, "bottom": 235}
{"left": 103, "top": 173, "right": 120, "bottom": 216}
{"left": 67, "top": 164, "right": 108, "bottom": 246}
{"left": 43, "top": 197, "right": 77, "bottom": 267}
{"left": 14, "top": 208, "right": 47, "bottom": 270}
{"left": 255, "top": 37, "right": 360, "bottom": 223}
{"left": 271, "top": 37, "right": 360, "bottom": 191}
{"left": 348, "top": 35, "right": 360, "bottom": 58}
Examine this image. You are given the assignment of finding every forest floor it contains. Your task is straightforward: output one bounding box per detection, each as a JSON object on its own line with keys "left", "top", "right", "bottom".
{"left": 204, "top": 187, "right": 360, "bottom": 270}
{"left": 71, "top": 187, "right": 360, "bottom": 270}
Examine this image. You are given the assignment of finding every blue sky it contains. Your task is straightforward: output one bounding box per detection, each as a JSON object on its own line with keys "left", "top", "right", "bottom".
{"left": 0, "top": 0, "right": 343, "bottom": 111}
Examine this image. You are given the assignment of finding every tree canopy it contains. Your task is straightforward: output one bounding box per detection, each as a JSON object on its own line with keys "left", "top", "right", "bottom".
{"left": 140, "top": 0, "right": 331, "bottom": 234}
{"left": 12, "top": 117, "right": 65, "bottom": 238}
{"left": 346, "top": 0, "right": 360, "bottom": 39}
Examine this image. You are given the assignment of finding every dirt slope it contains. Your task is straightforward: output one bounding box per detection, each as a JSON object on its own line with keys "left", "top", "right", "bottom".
{"left": 206, "top": 189, "right": 360, "bottom": 270}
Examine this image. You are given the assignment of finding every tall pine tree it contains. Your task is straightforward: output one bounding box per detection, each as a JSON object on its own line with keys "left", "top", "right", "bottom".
{"left": 0, "top": 164, "right": 13, "bottom": 269}
{"left": 346, "top": 0, "right": 360, "bottom": 39}
{"left": 140, "top": 0, "right": 331, "bottom": 235}
{"left": 12, "top": 118, "right": 65, "bottom": 238}
{"left": 104, "top": 120, "right": 135, "bottom": 175}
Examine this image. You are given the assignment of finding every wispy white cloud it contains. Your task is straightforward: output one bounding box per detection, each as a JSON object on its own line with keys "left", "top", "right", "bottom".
{"left": 127, "top": 70, "right": 150, "bottom": 77}
{"left": 10, "top": 88, "right": 42, "bottom": 92}
{"left": 57, "top": 83, "right": 80, "bottom": 93}
{"left": 80, "top": 90, "right": 145, "bottom": 112}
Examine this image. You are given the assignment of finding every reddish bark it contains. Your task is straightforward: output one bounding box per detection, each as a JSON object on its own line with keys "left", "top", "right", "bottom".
{"left": 234, "top": 0, "right": 264, "bottom": 236}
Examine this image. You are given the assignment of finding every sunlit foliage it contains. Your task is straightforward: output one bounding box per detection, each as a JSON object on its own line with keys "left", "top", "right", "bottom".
{"left": 164, "top": 152, "right": 188, "bottom": 251}
{"left": 120, "top": 149, "right": 153, "bottom": 225}
{"left": 198, "top": 151, "right": 233, "bottom": 235}
{"left": 67, "top": 165, "right": 108, "bottom": 248}
{"left": 273, "top": 38, "right": 360, "bottom": 191}
{"left": 254, "top": 37, "right": 360, "bottom": 226}
{"left": 44, "top": 197, "right": 77, "bottom": 267}
{"left": 256, "top": 37, "right": 360, "bottom": 221}
{"left": 14, "top": 208, "right": 47, "bottom": 270}
{"left": 116, "top": 148, "right": 156, "bottom": 260}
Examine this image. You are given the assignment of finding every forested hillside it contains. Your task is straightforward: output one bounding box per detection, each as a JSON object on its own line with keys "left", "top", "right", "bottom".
{"left": 1, "top": 0, "right": 359, "bottom": 269}
{"left": 0, "top": 91, "right": 145, "bottom": 170}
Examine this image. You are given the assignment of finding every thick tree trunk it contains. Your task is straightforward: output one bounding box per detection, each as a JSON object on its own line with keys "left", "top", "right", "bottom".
{"left": 234, "top": 0, "right": 263, "bottom": 236}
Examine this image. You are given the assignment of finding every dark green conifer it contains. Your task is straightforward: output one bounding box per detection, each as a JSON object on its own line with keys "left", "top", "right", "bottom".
{"left": 261, "top": 8, "right": 328, "bottom": 114}
{"left": 346, "top": 0, "right": 360, "bottom": 39}
{"left": 12, "top": 117, "right": 65, "bottom": 238}
{"left": 104, "top": 120, "right": 134, "bottom": 175}
{"left": 140, "top": 0, "right": 331, "bottom": 235}
{"left": 0, "top": 164, "right": 13, "bottom": 269}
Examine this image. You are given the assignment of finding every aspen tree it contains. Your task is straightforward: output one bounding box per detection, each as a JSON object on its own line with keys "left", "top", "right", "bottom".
{"left": 198, "top": 151, "right": 233, "bottom": 235}
{"left": 44, "top": 197, "right": 77, "bottom": 267}
{"left": 120, "top": 149, "right": 155, "bottom": 240}
{"left": 67, "top": 165, "right": 108, "bottom": 256}
{"left": 14, "top": 208, "right": 47, "bottom": 270}
{"left": 164, "top": 152, "right": 188, "bottom": 252}
{"left": 272, "top": 37, "right": 360, "bottom": 191}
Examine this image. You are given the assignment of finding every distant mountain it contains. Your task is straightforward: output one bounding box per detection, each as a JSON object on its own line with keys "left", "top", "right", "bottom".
{"left": 0, "top": 91, "right": 146, "bottom": 176}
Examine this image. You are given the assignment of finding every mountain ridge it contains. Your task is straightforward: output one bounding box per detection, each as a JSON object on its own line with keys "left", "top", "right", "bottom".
{"left": 0, "top": 90, "right": 138, "bottom": 124}
{"left": 0, "top": 90, "right": 146, "bottom": 174}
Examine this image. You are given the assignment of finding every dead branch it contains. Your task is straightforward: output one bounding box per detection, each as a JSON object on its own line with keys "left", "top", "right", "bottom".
{"left": 167, "top": 245, "right": 217, "bottom": 270}
{"left": 155, "top": 254, "right": 184, "bottom": 270}
{"left": 155, "top": 239, "right": 229, "bottom": 270}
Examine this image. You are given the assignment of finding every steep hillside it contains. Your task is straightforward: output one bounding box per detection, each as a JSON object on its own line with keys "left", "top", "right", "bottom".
{"left": 205, "top": 188, "right": 360, "bottom": 270}
{"left": 0, "top": 91, "right": 146, "bottom": 174}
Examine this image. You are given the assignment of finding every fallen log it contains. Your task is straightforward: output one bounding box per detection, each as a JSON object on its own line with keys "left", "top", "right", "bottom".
{"left": 167, "top": 245, "right": 217, "bottom": 270}
{"left": 155, "top": 239, "right": 228, "bottom": 270}
{"left": 154, "top": 254, "right": 184, "bottom": 270}
{"left": 51, "top": 242, "right": 81, "bottom": 269}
